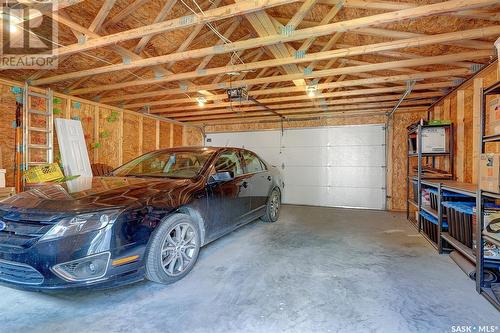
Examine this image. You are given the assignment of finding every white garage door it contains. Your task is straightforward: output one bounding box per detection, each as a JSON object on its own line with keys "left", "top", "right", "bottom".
{"left": 205, "top": 124, "right": 386, "bottom": 210}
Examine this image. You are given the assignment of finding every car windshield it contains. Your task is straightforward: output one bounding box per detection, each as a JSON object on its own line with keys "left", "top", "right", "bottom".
{"left": 112, "top": 150, "right": 214, "bottom": 179}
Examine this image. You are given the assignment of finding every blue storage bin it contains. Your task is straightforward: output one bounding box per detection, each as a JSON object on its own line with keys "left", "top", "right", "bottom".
{"left": 420, "top": 211, "right": 447, "bottom": 244}
{"left": 442, "top": 202, "right": 475, "bottom": 248}
{"left": 427, "top": 187, "right": 475, "bottom": 210}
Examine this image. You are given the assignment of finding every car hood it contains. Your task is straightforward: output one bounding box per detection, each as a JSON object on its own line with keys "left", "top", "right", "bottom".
{"left": 0, "top": 176, "right": 196, "bottom": 214}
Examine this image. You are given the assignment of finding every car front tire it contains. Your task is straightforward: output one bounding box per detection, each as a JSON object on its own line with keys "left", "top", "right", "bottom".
{"left": 144, "top": 213, "right": 201, "bottom": 284}
{"left": 261, "top": 188, "right": 281, "bottom": 223}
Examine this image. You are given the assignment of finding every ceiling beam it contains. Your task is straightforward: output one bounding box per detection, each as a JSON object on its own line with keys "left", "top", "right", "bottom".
{"left": 33, "top": 20, "right": 500, "bottom": 87}
{"left": 134, "top": 0, "right": 178, "bottom": 54}
{"left": 102, "top": 0, "right": 151, "bottom": 29}
{"left": 155, "top": 92, "right": 440, "bottom": 115}
{"left": 88, "top": 0, "right": 116, "bottom": 33}
{"left": 122, "top": 81, "right": 453, "bottom": 109}
{"left": 101, "top": 68, "right": 468, "bottom": 104}
{"left": 187, "top": 106, "right": 429, "bottom": 125}
{"left": 53, "top": 0, "right": 298, "bottom": 57}
{"left": 69, "top": 49, "right": 492, "bottom": 95}
{"left": 170, "top": 101, "right": 433, "bottom": 121}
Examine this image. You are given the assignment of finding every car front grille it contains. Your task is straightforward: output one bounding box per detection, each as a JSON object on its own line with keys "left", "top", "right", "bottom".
{"left": 0, "top": 259, "right": 44, "bottom": 285}
{"left": 0, "top": 210, "right": 62, "bottom": 251}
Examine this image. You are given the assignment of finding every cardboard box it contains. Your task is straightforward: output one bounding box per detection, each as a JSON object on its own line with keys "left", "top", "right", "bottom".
{"left": 480, "top": 153, "right": 500, "bottom": 193}
{"left": 420, "top": 127, "right": 447, "bottom": 153}
{"left": 488, "top": 97, "right": 500, "bottom": 135}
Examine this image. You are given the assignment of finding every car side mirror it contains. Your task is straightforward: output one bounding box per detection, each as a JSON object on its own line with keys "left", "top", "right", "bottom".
{"left": 208, "top": 171, "right": 234, "bottom": 184}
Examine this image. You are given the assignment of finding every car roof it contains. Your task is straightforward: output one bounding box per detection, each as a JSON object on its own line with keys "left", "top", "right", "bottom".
{"left": 153, "top": 146, "right": 246, "bottom": 154}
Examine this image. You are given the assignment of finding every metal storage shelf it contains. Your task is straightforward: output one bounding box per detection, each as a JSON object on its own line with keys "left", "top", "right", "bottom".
{"left": 476, "top": 79, "right": 500, "bottom": 311}
{"left": 421, "top": 205, "right": 438, "bottom": 219}
{"left": 441, "top": 232, "right": 476, "bottom": 263}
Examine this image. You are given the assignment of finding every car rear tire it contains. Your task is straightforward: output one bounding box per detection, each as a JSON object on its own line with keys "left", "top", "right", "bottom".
{"left": 261, "top": 188, "right": 281, "bottom": 223}
{"left": 144, "top": 214, "right": 201, "bottom": 284}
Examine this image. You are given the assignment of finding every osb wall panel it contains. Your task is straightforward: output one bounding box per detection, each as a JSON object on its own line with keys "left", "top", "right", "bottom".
{"left": 52, "top": 97, "right": 68, "bottom": 166}
{"left": 70, "top": 101, "right": 96, "bottom": 163}
{"left": 390, "top": 111, "right": 427, "bottom": 211}
{"left": 205, "top": 115, "right": 386, "bottom": 132}
{"left": 97, "top": 107, "right": 122, "bottom": 168}
{"left": 159, "top": 122, "right": 171, "bottom": 148}
{"left": 122, "top": 112, "right": 141, "bottom": 163}
{"left": 430, "top": 62, "right": 499, "bottom": 185}
{"left": 0, "top": 79, "right": 202, "bottom": 187}
{"left": 0, "top": 83, "right": 17, "bottom": 187}
{"left": 142, "top": 118, "right": 157, "bottom": 153}
{"left": 184, "top": 126, "right": 203, "bottom": 146}
{"left": 173, "top": 124, "right": 183, "bottom": 146}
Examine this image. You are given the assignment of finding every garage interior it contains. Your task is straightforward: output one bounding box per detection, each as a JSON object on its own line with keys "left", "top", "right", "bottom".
{"left": 0, "top": 0, "right": 500, "bottom": 331}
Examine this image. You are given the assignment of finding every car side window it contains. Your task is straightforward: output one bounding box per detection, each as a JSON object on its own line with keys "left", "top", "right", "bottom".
{"left": 214, "top": 150, "right": 243, "bottom": 176}
{"left": 242, "top": 151, "right": 266, "bottom": 173}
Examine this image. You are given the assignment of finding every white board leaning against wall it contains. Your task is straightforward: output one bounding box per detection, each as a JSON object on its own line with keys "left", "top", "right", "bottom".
{"left": 55, "top": 119, "right": 93, "bottom": 178}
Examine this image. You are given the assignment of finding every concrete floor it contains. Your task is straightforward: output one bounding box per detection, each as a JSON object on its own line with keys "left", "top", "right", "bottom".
{"left": 1, "top": 206, "right": 499, "bottom": 333}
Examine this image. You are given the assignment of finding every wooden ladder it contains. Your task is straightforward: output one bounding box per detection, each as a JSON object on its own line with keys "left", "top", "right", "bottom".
{"left": 22, "top": 83, "right": 54, "bottom": 184}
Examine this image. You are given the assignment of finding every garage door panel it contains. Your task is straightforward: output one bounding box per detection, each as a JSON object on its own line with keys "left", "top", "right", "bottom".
{"left": 283, "top": 185, "right": 328, "bottom": 206}
{"left": 283, "top": 166, "right": 385, "bottom": 188}
{"left": 323, "top": 187, "right": 386, "bottom": 209}
{"left": 326, "top": 125, "right": 385, "bottom": 146}
{"left": 205, "top": 125, "right": 386, "bottom": 210}
{"left": 283, "top": 128, "right": 333, "bottom": 147}
{"left": 282, "top": 146, "right": 385, "bottom": 167}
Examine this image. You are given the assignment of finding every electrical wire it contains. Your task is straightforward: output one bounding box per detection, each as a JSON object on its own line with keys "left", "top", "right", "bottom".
{"left": 179, "top": 0, "right": 245, "bottom": 67}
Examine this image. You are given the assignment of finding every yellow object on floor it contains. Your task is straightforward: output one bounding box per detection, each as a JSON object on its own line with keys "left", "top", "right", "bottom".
{"left": 24, "top": 163, "right": 64, "bottom": 184}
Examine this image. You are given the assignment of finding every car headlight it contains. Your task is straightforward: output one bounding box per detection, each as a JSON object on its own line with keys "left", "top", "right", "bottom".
{"left": 40, "top": 209, "right": 122, "bottom": 242}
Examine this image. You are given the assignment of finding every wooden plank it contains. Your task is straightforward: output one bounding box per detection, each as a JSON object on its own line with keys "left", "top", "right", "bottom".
{"left": 69, "top": 51, "right": 489, "bottom": 95}
{"left": 123, "top": 82, "right": 453, "bottom": 109}
{"left": 170, "top": 123, "right": 174, "bottom": 147}
{"left": 36, "top": 21, "right": 500, "bottom": 87}
{"left": 138, "top": 116, "right": 143, "bottom": 155}
{"left": 152, "top": 91, "right": 440, "bottom": 114}
{"left": 456, "top": 90, "right": 465, "bottom": 182}
{"left": 155, "top": 120, "right": 160, "bottom": 150}
{"left": 94, "top": 106, "right": 99, "bottom": 163}
{"left": 472, "top": 78, "right": 483, "bottom": 184}
{"left": 134, "top": 0, "right": 178, "bottom": 54}
{"left": 103, "top": 69, "right": 469, "bottom": 103}
{"left": 88, "top": 0, "right": 116, "bottom": 33}
{"left": 54, "top": 0, "right": 298, "bottom": 57}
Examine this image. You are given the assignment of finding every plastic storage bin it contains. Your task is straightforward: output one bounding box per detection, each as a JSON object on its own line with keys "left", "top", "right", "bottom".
{"left": 427, "top": 188, "right": 475, "bottom": 210}
{"left": 442, "top": 202, "right": 475, "bottom": 248}
{"left": 420, "top": 210, "right": 447, "bottom": 244}
{"left": 412, "top": 180, "right": 418, "bottom": 203}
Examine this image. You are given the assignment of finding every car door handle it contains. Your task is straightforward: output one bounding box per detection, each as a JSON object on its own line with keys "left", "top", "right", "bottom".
{"left": 241, "top": 181, "right": 248, "bottom": 188}
{"left": 267, "top": 176, "right": 272, "bottom": 181}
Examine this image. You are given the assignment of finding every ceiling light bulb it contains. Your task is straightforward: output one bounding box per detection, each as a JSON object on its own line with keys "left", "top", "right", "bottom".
{"left": 9, "top": 24, "right": 17, "bottom": 33}
{"left": 307, "top": 90, "right": 315, "bottom": 97}
{"left": 196, "top": 97, "right": 207, "bottom": 107}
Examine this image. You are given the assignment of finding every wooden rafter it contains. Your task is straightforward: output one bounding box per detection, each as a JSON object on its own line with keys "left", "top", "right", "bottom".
{"left": 101, "top": 68, "right": 469, "bottom": 104}
{"left": 52, "top": 0, "right": 298, "bottom": 57}
{"left": 31, "top": 7, "right": 500, "bottom": 87}
{"left": 66, "top": 49, "right": 493, "bottom": 95}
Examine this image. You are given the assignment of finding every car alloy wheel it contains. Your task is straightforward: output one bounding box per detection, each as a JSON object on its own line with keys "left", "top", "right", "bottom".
{"left": 270, "top": 191, "right": 280, "bottom": 220}
{"left": 161, "top": 223, "right": 198, "bottom": 277}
